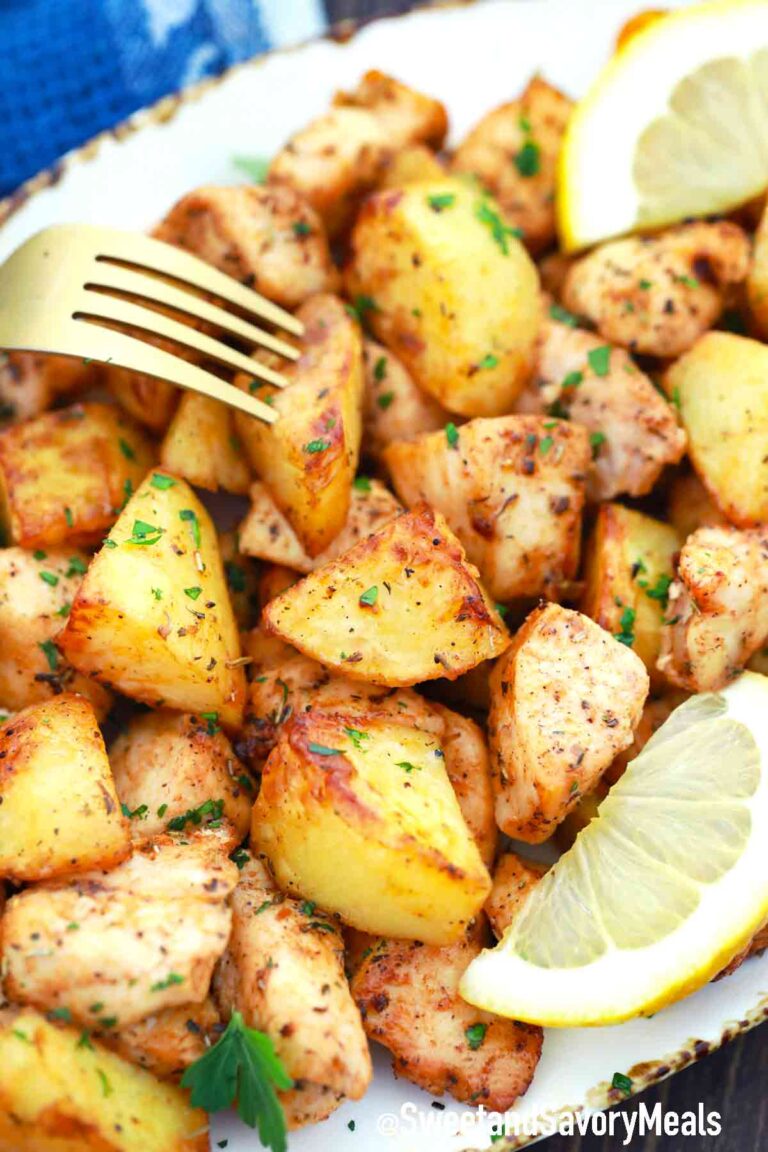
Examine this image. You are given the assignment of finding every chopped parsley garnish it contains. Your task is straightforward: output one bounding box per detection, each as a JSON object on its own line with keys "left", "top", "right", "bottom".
{"left": 303, "top": 439, "right": 330, "bottom": 454}
{"left": 344, "top": 727, "right": 369, "bottom": 749}
{"left": 590, "top": 431, "right": 607, "bottom": 458}
{"left": 150, "top": 473, "right": 176, "bottom": 490}
{"left": 127, "top": 519, "right": 165, "bottom": 546}
{"left": 291, "top": 220, "right": 312, "bottom": 237}
{"left": 427, "top": 192, "right": 456, "bottom": 212}
{"left": 614, "top": 606, "right": 636, "bottom": 647}
{"left": 33, "top": 549, "right": 46, "bottom": 560}
{"left": 642, "top": 572, "right": 673, "bottom": 611}
{"left": 181, "top": 1011, "right": 292, "bottom": 1152}
{"left": 373, "top": 356, "right": 387, "bottom": 381}
{"left": 587, "top": 345, "right": 611, "bottom": 377}
{"left": 562, "top": 370, "right": 583, "bottom": 389}
{"left": 225, "top": 561, "right": 247, "bottom": 592}
{"left": 465, "top": 1023, "right": 487, "bottom": 1051}
{"left": 77, "top": 1030, "right": 94, "bottom": 1050}
{"left": 66, "top": 556, "right": 87, "bottom": 577}
{"left": 353, "top": 475, "right": 372, "bottom": 492}
{"left": 359, "top": 585, "right": 378, "bottom": 608}
{"left": 231, "top": 847, "right": 250, "bottom": 870}
{"left": 539, "top": 435, "right": 554, "bottom": 456}
{"left": 48, "top": 1007, "right": 72, "bottom": 1022}
{"left": 64, "top": 506, "right": 74, "bottom": 527}
{"left": 307, "top": 742, "right": 342, "bottom": 757}
{"left": 151, "top": 587, "right": 163, "bottom": 601}
{"left": 612, "top": 1072, "right": 633, "bottom": 1097}
{"left": 96, "top": 1069, "right": 113, "bottom": 1098}
{"left": 39, "top": 570, "right": 59, "bottom": 587}
{"left": 166, "top": 798, "right": 224, "bottom": 832}
{"left": 200, "top": 711, "right": 220, "bottom": 735}
{"left": 179, "top": 508, "right": 201, "bottom": 549}
{"left": 478, "top": 353, "right": 499, "bottom": 370}
{"left": 347, "top": 294, "right": 377, "bottom": 323}
{"left": 445, "top": 422, "right": 460, "bottom": 449}
{"left": 549, "top": 303, "right": 579, "bottom": 328}
{"left": 150, "top": 973, "right": 184, "bottom": 993}
{"left": 121, "top": 803, "right": 148, "bottom": 821}
{"left": 184, "top": 586, "right": 202, "bottom": 600}
{"left": 118, "top": 437, "right": 135, "bottom": 460}
{"left": 396, "top": 761, "right": 420, "bottom": 773}
{"left": 638, "top": 279, "right": 652, "bottom": 290}
{"left": 376, "top": 391, "right": 395, "bottom": 410}
{"left": 675, "top": 273, "right": 699, "bottom": 289}
{"left": 474, "top": 198, "right": 521, "bottom": 254}
{"left": 514, "top": 138, "right": 540, "bottom": 177}
{"left": 38, "top": 639, "right": 59, "bottom": 671}
{"left": 157, "top": 804, "right": 168, "bottom": 818}
{"left": 232, "top": 155, "right": 269, "bottom": 183}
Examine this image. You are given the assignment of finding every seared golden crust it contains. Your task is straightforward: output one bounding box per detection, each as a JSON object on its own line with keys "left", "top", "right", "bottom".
{"left": 484, "top": 853, "right": 547, "bottom": 939}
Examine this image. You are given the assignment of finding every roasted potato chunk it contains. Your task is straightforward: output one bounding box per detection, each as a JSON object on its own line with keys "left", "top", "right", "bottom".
{"left": 0, "top": 546, "right": 111, "bottom": 716}
{"left": 238, "top": 478, "right": 401, "bottom": 574}
{"left": 489, "top": 604, "right": 648, "bottom": 842}
{"left": 430, "top": 702, "right": 497, "bottom": 869}
{"left": 235, "top": 294, "right": 364, "bottom": 557}
{"left": 263, "top": 505, "right": 509, "bottom": 686}
{"left": 351, "top": 919, "right": 542, "bottom": 1108}
{"left": 153, "top": 184, "right": 338, "bottom": 308}
{"left": 269, "top": 70, "right": 448, "bottom": 237}
{"left": 580, "top": 504, "right": 681, "bottom": 680}
{"left": 105, "top": 369, "right": 179, "bottom": 434}
{"left": 562, "top": 221, "right": 750, "bottom": 358}
{"left": 159, "top": 393, "right": 251, "bottom": 494}
{"left": 252, "top": 710, "right": 492, "bottom": 945}
{"left": 109, "top": 710, "right": 254, "bottom": 847}
{"left": 665, "top": 332, "right": 768, "bottom": 526}
{"left": 0, "top": 402, "right": 154, "bottom": 549}
{"left": 346, "top": 179, "right": 541, "bottom": 417}
{"left": 378, "top": 144, "right": 445, "bottom": 188}
{"left": 0, "top": 351, "right": 99, "bottom": 423}
{"left": 362, "top": 339, "right": 447, "bottom": 461}
{"left": 0, "top": 695, "right": 130, "bottom": 883}
{"left": 658, "top": 526, "right": 768, "bottom": 691}
{"left": 1, "top": 829, "right": 237, "bottom": 1027}
{"left": 485, "top": 853, "right": 547, "bottom": 939}
{"left": 518, "top": 315, "right": 685, "bottom": 501}
{"left": 0, "top": 1008, "right": 208, "bottom": 1151}
{"left": 214, "top": 857, "right": 371, "bottom": 1124}
{"left": 667, "top": 469, "right": 725, "bottom": 541}
{"left": 98, "top": 1000, "right": 220, "bottom": 1082}
{"left": 384, "top": 416, "right": 590, "bottom": 600}
{"left": 451, "top": 77, "right": 573, "bottom": 255}
{"left": 57, "top": 470, "right": 246, "bottom": 728}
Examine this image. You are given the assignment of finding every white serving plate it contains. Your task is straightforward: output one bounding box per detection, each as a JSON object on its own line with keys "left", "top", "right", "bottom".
{"left": 2, "top": 1, "right": 767, "bottom": 1148}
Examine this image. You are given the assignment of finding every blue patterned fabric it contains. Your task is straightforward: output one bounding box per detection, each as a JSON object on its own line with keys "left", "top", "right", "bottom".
{"left": 0, "top": 0, "right": 327, "bottom": 197}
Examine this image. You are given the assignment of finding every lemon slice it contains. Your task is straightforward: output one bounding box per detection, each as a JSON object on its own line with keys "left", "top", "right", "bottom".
{"left": 559, "top": 0, "right": 768, "bottom": 251}
{"left": 460, "top": 672, "right": 768, "bottom": 1026}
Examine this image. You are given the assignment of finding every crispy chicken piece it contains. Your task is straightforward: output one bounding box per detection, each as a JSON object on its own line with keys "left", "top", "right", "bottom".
{"left": 109, "top": 710, "right": 255, "bottom": 849}
{"left": 214, "top": 857, "right": 371, "bottom": 1128}
{"left": 153, "top": 184, "right": 338, "bottom": 309}
{"left": 429, "top": 703, "right": 497, "bottom": 869}
{"left": 562, "top": 221, "right": 750, "bottom": 358}
{"left": 351, "top": 917, "right": 541, "bottom": 1109}
{"left": 484, "top": 853, "right": 547, "bottom": 940}
{"left": 451, "top": 77, "right": 572, "bottom": 255}
{"left": 362, "top": 340, "right": 446, "bottom": 462}
{"left": 1, "top": 828, "right": 237, "bottom": 1028}
{"left": 517, "top": 315, "right": 685, "bottom": 501}
{"left": 0, "top": 352, "right": 99, "bottom": 423}
{"left": 98, "top": 999, "right": 221, "bottom": 1081}
{"left": 489, "top": 604, "right": 648, "bottom": 842}
{"left": 658, "top": 526, "right": 768, "bottom": 691}
{"left": 269, "top": 70, "right": 448, "bottom": 237}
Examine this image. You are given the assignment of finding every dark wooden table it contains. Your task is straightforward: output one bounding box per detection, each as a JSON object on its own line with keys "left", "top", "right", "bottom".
{"left": 322, "top": 0, "right": 767, "bottom": 1147}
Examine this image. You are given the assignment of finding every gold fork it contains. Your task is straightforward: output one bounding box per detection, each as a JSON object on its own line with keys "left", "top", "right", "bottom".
{"left": 0, "top": 224, "right": 305, "bottom": 425}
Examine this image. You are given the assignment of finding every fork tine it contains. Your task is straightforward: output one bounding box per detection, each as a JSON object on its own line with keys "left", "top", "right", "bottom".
{"left": 89, "top": 262, "right": 301, "bottom": 361}
{"left": 10, "top": 323, "right": 279, "bottom": 423}
{"left": 76, "top": 292, "right": 289, "bottom": 387}
{"left": 53, "top": 224, "right": 304, "bottom": 337}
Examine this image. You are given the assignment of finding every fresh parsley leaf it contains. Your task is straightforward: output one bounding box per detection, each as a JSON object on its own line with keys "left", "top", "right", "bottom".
{"left": 373, "top": 356, "right": 387, "bottom": 381}
{"left": 291, "top": 220, "right": 311, "bottom": 237}
{"left": 307, "top": 742, "right": 342, "bottom": 756}
{"left": 612, "top": 1071, "right": 633, "bottom": 1097}
{"left": 166, "top": 798, "right": 224, "bottom": 832}
{"left": 38, "top": 639, "right": 59, "bottom": 671}
{"left": 465, "top": 1022, "right": 487, "bottom": 1051}
{"left": 590, "top": 430, "right": 607, "bottom": 458}
{"left": 445, "top": 422, "right": 459, "bottom": 449}
{"left": 562, "top": 370, "right": 583, "bottom": 390}
{"left": 303, "top": 439, "right": 330, "bottom": 454}
{"left": 359, "top": 585, "right": 378, "bottom": 608}
{"left": 614, "top": 606, "right": 636, "bottom": 648}
{"left": 150, "top": 972, "right": 184, "bottom": 993}
{"left": 427, "top": 192, "right": 456, "bottom": 212}
{"left": 376, "top": 391, "right": 395, "bottom": 410}
{"left": 179, "top": 508, "right": 201, "bottom": 549}
{"left": 587, "top": 345, "right": 611, "bottom": 377}
{"left": 549, "top": 303, "right": 579, "bottom": 328}
{"left": 182, "top": 1012, "right": 292, "bottom": 1152}
{"left": 474, "top": 198, "right": 521, "bottom": 254}
{"left": 478, "top": 353, "right": 499, "bottom": 370}
{"left": 353, "top": 476, "right": 372, "bottom": 492}
{"left": 150, "top": 473, "right": 176, "bottom": 490}
{"left": 118, "top": 437, "right": 135, "bottom": 461}
{"left": 514, "top": 138, "right": 540, "bottom": 176}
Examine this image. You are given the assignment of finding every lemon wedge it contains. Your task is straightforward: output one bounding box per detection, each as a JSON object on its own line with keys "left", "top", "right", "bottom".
{"left": 460, "top": 672, "right": 768, "bottom": 1026}
{"left": 559, "top": 0, "right": 768, "bottom": 251}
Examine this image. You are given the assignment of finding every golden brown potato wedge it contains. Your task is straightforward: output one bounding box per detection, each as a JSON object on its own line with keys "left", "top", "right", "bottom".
{"left": 214, "top": 856, "right": 371, "bottom": 1124}
{"left": 105, "top": 368, "right": 179, "bottom": 434}
{"left": 0, "top": 352, "right": 100, "bottom": 423}
{"left": 580, "top": 503, "right": 681, "bottom": 680}
{"left": 384, "top": 416, "right": 590, "bottom": 600}
{"left": 153, "top": 184, "right": 338, "bottom": 308}
{"left": 98, "top": 1000, "right": 221, "bottom": 1082}
{"left": 346, "top": 178, "right": 542, "bottom": 416}
{"left": 269, "top": 70, "right": 448, "bottom": 237}
{"left": 665, "top": 332, "right": 768, "bottom": 526}
{"left": 0, "top": 1008, "right": 208, "bottom": 1151}
{"left": 238, "top": 478, "right": 401, "bottom": 574}
{"left": 235, "top": 294, "right": 364, "bottom": 558}
{"left": 1, "top": 828, "right": 237, "bottom": 1027}
{"left": 159, "top": 392, "right": 251, "bottom": 494}
{"left": 658, "top": 525, "right": 768, "bottom": 691}
{"left": 0, "top": 695, "right": 130, "bottom": 883}
{"left": 351, "top": 919, "right": 542, "bottom": 1109}
{"left": 109, "top": 710, "right": 254, "bottom": 847}
{"left": 252, "top": 709, "right": 491, "bottom": 945}
{"left": 485, "top": 853, "right": 547, "bottom": 939}
{"left": 518, "top": 315, "right": 686, "bottom": 501}
{"left": 263, "top": 505, "right": 509, "bottom": 686}
{"left": 489, "top": 604, "right": 648, "bottom": 842}
{"left": 0, "top": 546, "right": 111, "bottom": 716}
{"left": 57, "top": 470, "right": 246, "bottom": 728}
{"left": 0, "top": 402, "right": 154, "bottom": 549}
{"left": 451, "top": 77, "right": 573, "bottom": 255}
{"left": 362, "top": 339, "right": 447, "bottom": 462}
